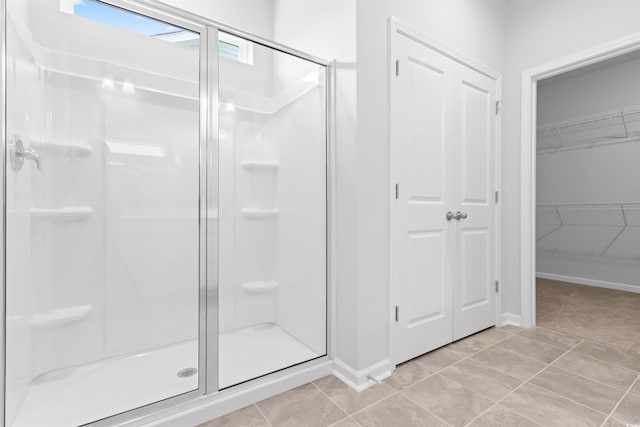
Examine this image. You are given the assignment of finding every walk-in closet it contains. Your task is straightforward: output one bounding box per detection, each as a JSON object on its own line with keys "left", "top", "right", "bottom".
{"left": 535, "top": 50, "right": 640, "bottom": 352}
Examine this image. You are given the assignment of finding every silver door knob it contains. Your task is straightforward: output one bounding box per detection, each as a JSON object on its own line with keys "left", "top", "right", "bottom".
{"left": 9, "top": 135, "right": 41, "bottom": 171}
{"left": 446, "top": 211, "right": 454, "bottom": 221}
{"left": 458, "top": 211, "right": 468, "bottom": 220}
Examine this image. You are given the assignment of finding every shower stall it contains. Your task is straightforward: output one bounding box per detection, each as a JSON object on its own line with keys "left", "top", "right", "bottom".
{"left": 1, "top": 0, "right": 330, "bottom": 425}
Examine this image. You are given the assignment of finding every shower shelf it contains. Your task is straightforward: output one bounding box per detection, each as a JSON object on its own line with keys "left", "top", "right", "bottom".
{"left": 241, "top": 208, "right": 279, "bottom": 219}
{"left": 31, "top": 206, "right": 93, "bottom": 221}
{"left": 242, "top": 280, "right": 279, "bottom": 294}
{"left": 30, "top": 140, "right": 93, "bottom": 157}
{"left": 241, "top": 160, "right": 279, "bottom": 172}
{"left": 31, "top": 305, "right": 92, "bottom": 330}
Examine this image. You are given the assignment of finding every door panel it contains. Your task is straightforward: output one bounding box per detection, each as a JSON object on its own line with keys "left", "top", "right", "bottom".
{"left": 453, "top": 65, "right": 496, "bottom": 340}
{"left": 392, "top": 28, "right": 497, "bottom": 364}
{"left": 392, "top": 35, "right": 454, "bottom": 363}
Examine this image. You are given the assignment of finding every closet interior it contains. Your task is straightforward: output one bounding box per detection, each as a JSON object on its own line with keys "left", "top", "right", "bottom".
{"left": 536, "top": 51, "right": 640, "bottom": 293}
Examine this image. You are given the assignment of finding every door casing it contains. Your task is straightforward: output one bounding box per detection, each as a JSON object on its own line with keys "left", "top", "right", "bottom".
{"left": 519, "top": 32, "right": 640, "bottom": 329}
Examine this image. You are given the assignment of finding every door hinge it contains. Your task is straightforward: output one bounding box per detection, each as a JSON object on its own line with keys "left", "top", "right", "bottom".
{"left": 395, "top": 306, "right": 399, "bottom": 322}
{"left": 395, "top": 59, "right": 400, "bottom": 76}
{"left": 495, "top": 281, "right": 500, "bottom": 293}
{"left": 395, "top": 183, "right": 400, "bottom": 199}
{"left": 495, "top": 190, "right": 499, "bottom": 204}
{"left": 495, "top": 100, "right": 502, "bottom": 114}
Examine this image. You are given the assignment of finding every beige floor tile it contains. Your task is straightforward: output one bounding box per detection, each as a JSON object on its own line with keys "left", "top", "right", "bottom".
{"left": 468, "top": 404, "right": 540, "bottom": 427}
{"left": 497, "top": 325, "right": 524, "bottom": 335}
{"left": 414, "top": 347, "right": 466, "bottom": 372}
{"left": 352, "top": 393, "right": 448, "bottom": 427}
{"left": 440, "top": 359, "right": 522, "bottom": 401}
{"left": 530, "top": 366, "right": 624, "bottom": 414}
{"left": 501, "top": 383, "right": 605, "bottom": 427}
{"left": 537, "top": 279, "right": 640, "bottom": 353}
{"left": 553, "top": 352, "right": 638, "bottom": 391}
{"left": 446, "top": 327, "right": 512, "bottom": 355}
{"left": 197, "top": 405, "right": 268, "bottom": 427}
{"left": 383, "top": 361, "right": 432, "bottom": 390}
{"left": 402, "top": 374, "right": 493, "bottom": 427}
{"left": 256, "top": 383, "right": 347, "bottom": 427}
{"left": 497, "top": 334, "right": 566, "bottom": 363}
{"left": 472, "top": 346, "right": 546, "bottom": 381}
{"left": 631, "top": 380, "right": 640, "bottom": 395}
{"left": 602, "top": 418, "right": 626, "bottom": 427}
{"left": 611, "top": 391, "right": 640, "bottom": 425}
{"left": 573, "top": 340, "right": 640, "bottom": 372}
{"left": 518, "top": 327, "right": 582, "bottom": 349}
{"left": 329, "top": 417, "right": 360, "bottom": 427}
{"left": 313, "top": 375, "right": 395, "bottom": 414}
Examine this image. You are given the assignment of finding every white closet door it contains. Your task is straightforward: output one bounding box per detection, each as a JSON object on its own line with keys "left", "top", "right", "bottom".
{"left": 391, "top": 34, "right": 455, "bottom": 363}
{"left": 452, "top": 64, "right": 496, "bottom": 340}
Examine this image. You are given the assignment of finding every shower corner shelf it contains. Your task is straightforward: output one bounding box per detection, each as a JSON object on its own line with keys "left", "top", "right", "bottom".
{"left": 31, "top": 140, "right": 93, "bottom": 157}
{"left": 241, "top": 208, "right": 279, "bottom": 219}
{"left": 31, "top": 206, "right": 93, "bottom": 221}
{"left": 31, "top": 305, "right": 93, "bottom": 330}
{"left": 241, "top": 160, "right": 279, "bottom": 172}
{"left": 242, "top": 280, "right": 279, "bottom": 294}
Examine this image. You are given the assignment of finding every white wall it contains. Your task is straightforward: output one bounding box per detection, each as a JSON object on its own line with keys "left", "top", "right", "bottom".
{"left": 355, "top": 0, "right": 507, "bottom": 371}
{"left": 502, "top": 0, "right": 640, "bottom": 319}
{"left": 536, "top": 56, "right": 640, "bottom": 291}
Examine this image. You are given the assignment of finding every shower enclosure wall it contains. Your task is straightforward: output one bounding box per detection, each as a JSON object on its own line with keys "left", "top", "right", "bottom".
{"left": 1, "top": 1, "right": 330, "bottom": 425}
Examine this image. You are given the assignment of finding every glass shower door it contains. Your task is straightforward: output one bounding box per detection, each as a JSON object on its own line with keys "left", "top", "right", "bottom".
{"left": 218, "top": 32, "right": 328, "bottom": 388}
{"left": 4, "top": 1, "right": 204, "bottom": 425}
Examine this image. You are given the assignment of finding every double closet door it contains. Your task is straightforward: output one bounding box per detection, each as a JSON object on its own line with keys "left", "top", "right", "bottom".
{"left": 391, "top": 24, "right": 498, "bottom": 364}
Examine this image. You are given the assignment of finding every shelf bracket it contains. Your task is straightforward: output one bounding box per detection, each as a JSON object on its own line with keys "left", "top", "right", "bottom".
{"left": 555, "top": 125, "right": 565, "bottom": 149}
{"left": 621, "top": 112, "right": 629, "bottom": 139}
{"left": 536, "top": 224, "right": 563, "bottom": 243}
{"left": 601, "top": 205, "right": 628, "bottom": 256}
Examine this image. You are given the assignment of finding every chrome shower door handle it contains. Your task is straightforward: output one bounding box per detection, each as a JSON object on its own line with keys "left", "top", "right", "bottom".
{"left": 9, "top": 135, "right": 42, "bottom": 171}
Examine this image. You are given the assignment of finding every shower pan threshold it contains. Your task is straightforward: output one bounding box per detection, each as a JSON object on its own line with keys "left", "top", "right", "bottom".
{"left": 11, "top": 341, "right": 198, "bottom": 427}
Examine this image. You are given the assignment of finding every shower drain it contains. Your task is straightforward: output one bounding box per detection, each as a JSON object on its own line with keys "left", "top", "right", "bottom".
{"left": 177, "top": 367, "right": 198, "bottom": 378}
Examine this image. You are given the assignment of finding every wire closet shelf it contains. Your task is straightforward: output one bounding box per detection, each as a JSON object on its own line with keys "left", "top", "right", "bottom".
{"left": 537, "top": 105, "right": 640, "bottom": 153}
{"left": 536, "top": 202, "right": 640, "bottom": 256}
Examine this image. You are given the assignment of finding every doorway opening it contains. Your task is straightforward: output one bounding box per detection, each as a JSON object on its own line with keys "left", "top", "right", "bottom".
{"left": 521, "top": 34, "right": 640, "bottom": 350}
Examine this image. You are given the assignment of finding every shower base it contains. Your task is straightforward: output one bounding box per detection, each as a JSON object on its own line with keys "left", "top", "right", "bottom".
{"left": 219, "top": 322, "right": 320, "bottom": 388}
{"left": 11, "top": 324, "right": 318, "bottom": 427}
{"left": 11, "top": 340, "right": 198, "bottom": 427}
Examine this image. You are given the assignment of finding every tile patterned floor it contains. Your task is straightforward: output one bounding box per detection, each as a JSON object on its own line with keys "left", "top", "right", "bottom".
{"left": 197, "top": 325, "right": 640, "bottom": 427}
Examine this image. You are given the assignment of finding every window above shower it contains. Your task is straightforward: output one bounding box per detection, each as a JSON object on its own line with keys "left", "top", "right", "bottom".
{"left": 59, "top": 0, "right": 255, "bottom": 64}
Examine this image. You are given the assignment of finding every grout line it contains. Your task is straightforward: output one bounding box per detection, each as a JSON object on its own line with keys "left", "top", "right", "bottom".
{"left": 310, "top": 382, "right": 350, "bottom": 419}
{"left": 460, "top": 339, "right": 584, "bottom": 426}
{"left": 523, "top": 382, "right": 612, "bottom": 417}
{"left": 599, "top": 373, "right": 640, "bottom": 427}
{"left": 399, "top": 380, "right": 455, "bottom": 427}
{"left": 549, "top": 361, "right": 635, "bottom": 394}
{"left": 253, "top": 403, "right": 274, "bottom": 427}
{"left": 558, "top": 350, "right": 640, "bottom": 376}
{"left": 348, "top": 391, "right": 400, "bottom": 418}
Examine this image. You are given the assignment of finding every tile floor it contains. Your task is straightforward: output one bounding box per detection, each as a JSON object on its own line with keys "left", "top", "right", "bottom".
{"left": 197, "top": 325, "right": 640, "bottom": 427}
{"left": 537, "top": 278, "right": 640, "bottom": 354}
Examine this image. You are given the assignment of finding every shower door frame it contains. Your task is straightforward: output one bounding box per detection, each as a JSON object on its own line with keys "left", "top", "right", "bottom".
{"left": 0, "top": 0, "right": 335, "bottom": 425}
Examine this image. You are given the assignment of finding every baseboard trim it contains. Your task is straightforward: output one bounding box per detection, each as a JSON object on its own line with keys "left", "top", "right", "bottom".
{"left": 129, "top": 359, "right": 333, "bottom": 427}
{"left": 500, "top": 312, "right": 522, "bottom": 326}
{"left": 333, "top": 358, "right": 394, "bottom": 392}
{"left": 536, "top": 272, "right": 640, "bottom": 294}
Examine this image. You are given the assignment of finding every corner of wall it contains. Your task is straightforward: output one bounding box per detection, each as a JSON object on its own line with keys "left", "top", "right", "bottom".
{"left": 333, "top": 358, "right": 394, "bottom": 392}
